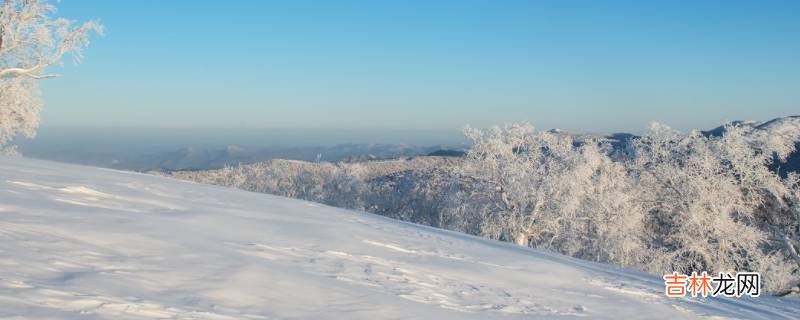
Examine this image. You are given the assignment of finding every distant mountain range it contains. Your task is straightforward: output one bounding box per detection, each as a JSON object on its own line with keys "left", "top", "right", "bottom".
{"left": 139, "top": 144, "right": 452, "bottom": 171}
{"left": 18, "top": 116, "right": 800, "bottom": 173}
{"left": 27, "top": 143, "right": 458, "bottom": 171}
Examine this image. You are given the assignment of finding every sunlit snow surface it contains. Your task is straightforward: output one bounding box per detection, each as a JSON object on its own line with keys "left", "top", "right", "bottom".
{"left": 0, "top": 157, "right": 797, "bottom": 319}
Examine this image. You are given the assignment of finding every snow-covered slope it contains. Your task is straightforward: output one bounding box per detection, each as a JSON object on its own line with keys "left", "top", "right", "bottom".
{"left": 0, "top": 157, "right": 797, "bottom": 319}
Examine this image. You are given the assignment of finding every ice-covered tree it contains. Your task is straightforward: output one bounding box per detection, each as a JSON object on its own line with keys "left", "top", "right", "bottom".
{"left": 0, "top": 0, "right": 101, "bottom": 152}
{"left": 630, "top": 122, "right": 800, "bottom": 291}
{"left": 458, "top": 124, "right": 648, "bottom": 267}
{"left": 455, "top": 121, "right": 799, "bottom": 294}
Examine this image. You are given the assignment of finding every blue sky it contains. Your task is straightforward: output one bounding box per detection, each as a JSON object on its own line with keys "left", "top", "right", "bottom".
{"left": 41, "top": 0, "right": 800, "bottom": 134}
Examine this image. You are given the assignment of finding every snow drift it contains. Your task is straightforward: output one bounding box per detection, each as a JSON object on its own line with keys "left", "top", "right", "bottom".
{"left": 0, "top": 157, "right": 797, "bottom": 319}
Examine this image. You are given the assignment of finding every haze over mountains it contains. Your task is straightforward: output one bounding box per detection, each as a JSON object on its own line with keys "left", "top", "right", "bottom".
{"left": 17, "top": 117, "right": 800, "bottom": 174}
{"left": 16, "top": 127, "right": 466, "bottom": 171}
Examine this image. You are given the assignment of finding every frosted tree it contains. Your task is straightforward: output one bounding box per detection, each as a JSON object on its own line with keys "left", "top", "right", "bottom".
{"left": 457, "top": 121, "right": 799, "bottom": 293}
{"left": 0, "top": 0, "right": 101, "bottom": 152}
{"left": 631, "top": 122, "right": 800, "bottom": 292}
{"left": 458, "top": 124, "right": 648, "bottom": 267}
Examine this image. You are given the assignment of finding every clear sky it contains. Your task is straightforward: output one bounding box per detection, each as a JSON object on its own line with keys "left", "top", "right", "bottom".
{"left": 40, "top": 0, "right": 800, "bottom": 134}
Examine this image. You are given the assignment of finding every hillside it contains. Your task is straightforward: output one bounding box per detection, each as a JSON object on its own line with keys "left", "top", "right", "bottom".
{"left": 1, "top": 157, "right": 798, "bottom": 319}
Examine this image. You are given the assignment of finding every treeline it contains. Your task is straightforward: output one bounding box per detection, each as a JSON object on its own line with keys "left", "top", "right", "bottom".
{"left": 160, "top": 121, "right": 800, "bottom": 295}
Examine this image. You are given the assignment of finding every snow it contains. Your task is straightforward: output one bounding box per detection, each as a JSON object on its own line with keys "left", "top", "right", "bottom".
{"left": 0, "top": 157, "right": 797, "bottom": 319}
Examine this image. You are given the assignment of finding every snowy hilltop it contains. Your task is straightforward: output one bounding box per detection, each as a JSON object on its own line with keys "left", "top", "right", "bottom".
{"left": 161, "top": 118, "right": 800, "bottom": 297}
{"left": 1, "top": 156, "right": 798, "bottom": 319}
